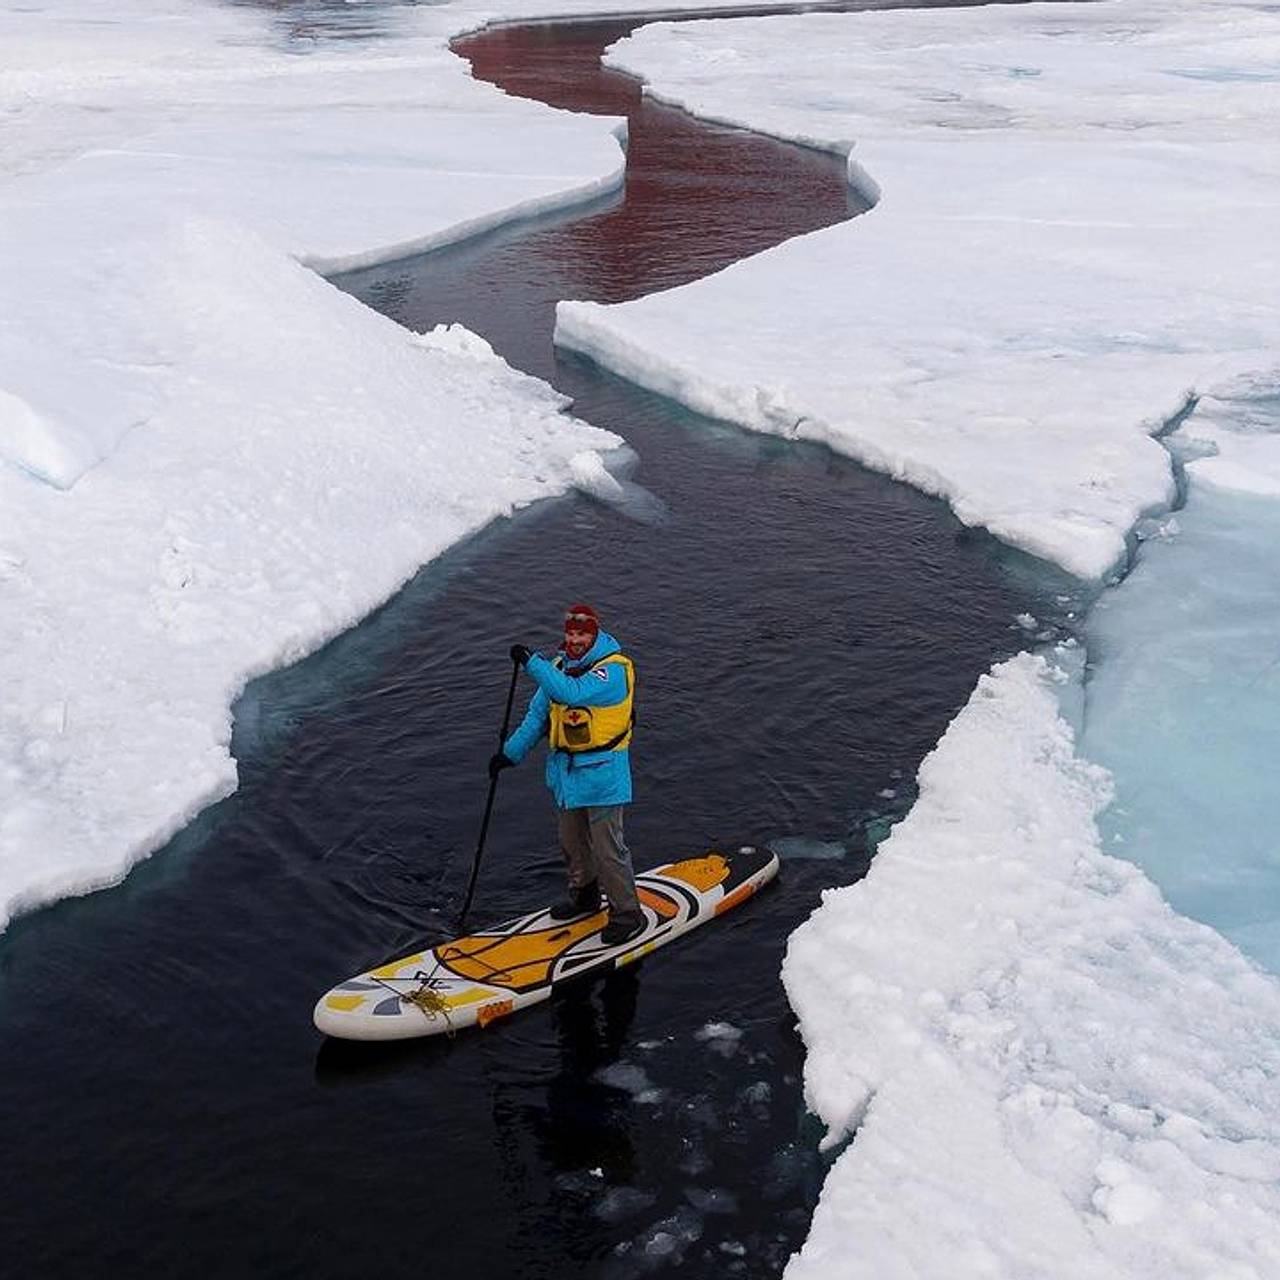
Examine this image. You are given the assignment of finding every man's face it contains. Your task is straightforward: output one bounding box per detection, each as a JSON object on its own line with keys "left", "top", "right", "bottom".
{"left": 564, "top": 625, "right": 594, "bottom": 659}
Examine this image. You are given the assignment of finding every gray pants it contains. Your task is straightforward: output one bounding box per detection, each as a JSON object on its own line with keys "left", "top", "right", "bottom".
{"left": 558, "top": 805, "right": 641, "bottom": 920}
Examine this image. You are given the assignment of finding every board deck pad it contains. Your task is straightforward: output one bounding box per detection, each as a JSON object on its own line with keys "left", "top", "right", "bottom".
{"left": 314, "top": 845, "right": 779, "bottom": 1041}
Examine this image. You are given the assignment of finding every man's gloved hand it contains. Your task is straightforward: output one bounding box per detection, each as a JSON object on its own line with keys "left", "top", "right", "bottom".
{"left": 488, "top": 751, "right": 514, "bottom": 781}
{"left": 510, "top": 643, "right": 532, "bottom": 667}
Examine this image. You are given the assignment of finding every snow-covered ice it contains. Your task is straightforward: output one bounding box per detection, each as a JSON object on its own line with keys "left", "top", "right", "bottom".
{"left": 558, "top": 0, "right": 1280, "bottom": 580}
{"left": 0, "top": 0, "right": 636, "bottom": 931}
{"left": 0, "top": 0, "right": 626, "bottom": 488}
{"left": 0, "top": 248, "right": 620, "bottom": 924}
{"left": 783, "top": 652, "right": 1280, "bottom": 1279}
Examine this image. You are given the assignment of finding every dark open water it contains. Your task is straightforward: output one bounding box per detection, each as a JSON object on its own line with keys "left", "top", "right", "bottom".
{"left": 2, "top": 4, "right": 1079, "bottom": 1277}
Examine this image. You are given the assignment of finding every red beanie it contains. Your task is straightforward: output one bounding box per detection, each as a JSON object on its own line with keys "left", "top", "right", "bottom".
{"left": 564, "top": 603, "right": 600, "bottom": 641}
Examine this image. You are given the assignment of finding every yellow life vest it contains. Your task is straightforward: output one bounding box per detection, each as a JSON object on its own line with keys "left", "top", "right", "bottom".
{"left": 548, "top": 653, "right": 635, "bottom": 754}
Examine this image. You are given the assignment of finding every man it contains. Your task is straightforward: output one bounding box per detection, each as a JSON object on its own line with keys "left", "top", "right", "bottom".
{"left": 488, "top": 604, "right": 645, "bottom": 947}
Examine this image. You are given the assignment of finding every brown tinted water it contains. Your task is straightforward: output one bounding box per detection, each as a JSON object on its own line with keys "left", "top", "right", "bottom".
{"left": 359, "top": 15, "right": 863, "bottom": 381}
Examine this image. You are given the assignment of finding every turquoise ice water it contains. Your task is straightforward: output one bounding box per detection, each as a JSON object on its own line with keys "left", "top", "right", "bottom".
{"left": 1082, "top": 419, "right": 1280, "bottom": 973}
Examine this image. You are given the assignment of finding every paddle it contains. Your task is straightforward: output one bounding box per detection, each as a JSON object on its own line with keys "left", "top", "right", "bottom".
{"left": 457, "top": 654, "right": 521, "bottom": 930}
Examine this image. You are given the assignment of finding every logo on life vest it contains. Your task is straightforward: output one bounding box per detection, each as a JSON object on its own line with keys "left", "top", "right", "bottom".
{"left": 591, "top": 668, "right": 609, "bottom": 682}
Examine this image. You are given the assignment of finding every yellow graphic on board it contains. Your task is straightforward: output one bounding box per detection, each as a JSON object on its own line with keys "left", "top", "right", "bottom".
{"left": 441, "top": 986, "right": 490, "bottom": 1011}
{"left": 369, "top": 952, "right": 425, "bottom": 980}
{"left": 662, "top": 854, "right": 730, "bottom": 892}
{"left": 324, "top": 993, "right": 366, "bottom": 1012}
{"left": 437, "top": 913, "right": 608, "bottom": 991}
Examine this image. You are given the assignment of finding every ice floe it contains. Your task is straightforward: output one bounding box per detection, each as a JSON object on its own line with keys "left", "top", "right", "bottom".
{"left": 783, "top": 651, "right": 1280, "bottom": 1279}
{"left": 558, "top": 0, "right": 1280, "bottom": 581}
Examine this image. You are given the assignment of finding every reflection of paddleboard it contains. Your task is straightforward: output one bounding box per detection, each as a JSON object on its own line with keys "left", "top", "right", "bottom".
{"left": 314, "top": 845, "right": 779, "bottom": 1041}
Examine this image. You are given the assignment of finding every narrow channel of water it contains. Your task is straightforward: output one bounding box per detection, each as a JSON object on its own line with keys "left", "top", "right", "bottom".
{"left": 2, "top": 7, "right": 1079, "bottom": 1278}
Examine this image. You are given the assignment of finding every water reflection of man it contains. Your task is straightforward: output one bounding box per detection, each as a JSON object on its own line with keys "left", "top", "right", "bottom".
{"left": 490, "top": 968, "right": 642, "bottom": 1199}
{"left": 488, "top": 604, "right": 645, "bottom": 947}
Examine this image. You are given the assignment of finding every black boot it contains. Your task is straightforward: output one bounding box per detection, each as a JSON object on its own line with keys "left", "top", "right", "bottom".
{"left": 549, "top": 880, "right": 601, "bottom": 921}
{"left": 600, "top": 911, "right": 646, "bottom": 947}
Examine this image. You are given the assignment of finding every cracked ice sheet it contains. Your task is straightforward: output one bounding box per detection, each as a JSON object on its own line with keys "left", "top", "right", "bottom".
{"left": 781, "top": 652, "right": 1280, "bottom": 1280}
{"left": 0, "top": 0, "right": 637, "bottom": 930}
{"left": 556, "top": 0, "right": 1280, "bottom": 580}
{"left": 0, "top": 220, "right": 620, "bottom": 926}
{"left": 0, "top": 0, "right": 628, "bottom": 487}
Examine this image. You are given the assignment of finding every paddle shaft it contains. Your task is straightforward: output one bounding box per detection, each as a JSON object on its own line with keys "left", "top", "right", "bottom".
{"left": 457, "top": 656, "right": 522, "bottom": 929}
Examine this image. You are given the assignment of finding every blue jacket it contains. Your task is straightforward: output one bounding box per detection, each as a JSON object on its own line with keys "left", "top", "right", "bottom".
{"left": 503, "top": 631, "right": 633, "bottom": 810}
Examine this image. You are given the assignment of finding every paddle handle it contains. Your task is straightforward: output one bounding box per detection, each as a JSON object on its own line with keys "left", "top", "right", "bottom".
{"left": 457, "top": 656, "right": 521, "bottom": 929}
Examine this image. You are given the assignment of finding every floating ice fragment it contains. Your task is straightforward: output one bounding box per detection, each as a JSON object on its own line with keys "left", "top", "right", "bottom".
{"left": 567, "top": 447, "right": 671, "bottom": 525}
{"left": 644, "top": 1232, "right": 677, "bottom": 1259}
{"left": 1135, "top": 514, "right": 1180, "bottom": 542}
{"left": 694, "top": 1022, "right": 743, "bottom": 1057}
{"left": 596, "top": 1186, "right": 657, "bottom": 1223}
{"left": 569, "top": 449, "right": 626, "bottom": 502}
{"left": 594, "top": 1061, "right": 663, "bottom": 1103}
{"left": 685, "top": 1186, "right": 739, "bottom": 1215}
{"left": 771, "top": 836, "right": 846, "bottom": 861}
{"left": 635, "top": 1206, "right": 703, "bottom": 1265}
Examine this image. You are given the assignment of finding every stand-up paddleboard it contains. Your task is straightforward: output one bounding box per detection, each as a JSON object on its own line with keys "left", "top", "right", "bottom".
{"left": 314, "top": 845, "right": 778, "bottom": 1041}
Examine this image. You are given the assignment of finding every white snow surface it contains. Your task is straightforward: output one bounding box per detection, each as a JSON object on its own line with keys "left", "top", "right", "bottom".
{"left": 0, "top": 0, "right": 628, "bottom": 488}
{"left": 557, "top": 0, "right": 1280, "bottom": 579}
{"left": 782, "top": 652, "right": 1280, "bottom": 1279}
